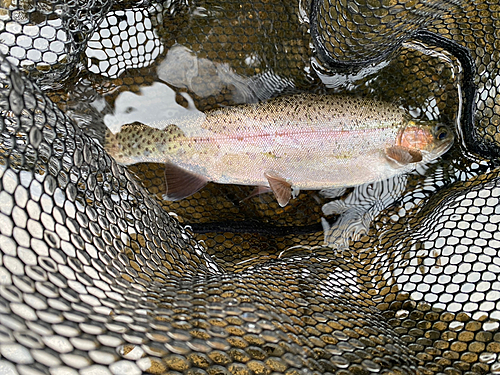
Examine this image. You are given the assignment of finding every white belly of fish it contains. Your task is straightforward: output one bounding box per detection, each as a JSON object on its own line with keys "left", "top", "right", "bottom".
{"left": 169, "top": 125, "right": 404, "bottom": 189}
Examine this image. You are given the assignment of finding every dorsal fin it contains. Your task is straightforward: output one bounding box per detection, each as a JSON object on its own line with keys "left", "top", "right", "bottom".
{"left": 163, "top": 163, "right": 208, "bottom": 201}
{"left": 386, "top": 145, "right": 422, "bottom": 165}
{"left": 264, "top": 171, "right": 292, "bottom": 207}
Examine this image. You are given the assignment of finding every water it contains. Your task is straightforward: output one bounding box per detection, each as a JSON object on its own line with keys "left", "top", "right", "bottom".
{"left": 50, "top": 0, "right": 487, "bottom": 274}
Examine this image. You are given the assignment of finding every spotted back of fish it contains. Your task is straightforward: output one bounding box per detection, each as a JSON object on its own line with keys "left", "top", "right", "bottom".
{"left": 200, "top": 94, "right": 406, "bottom": 135}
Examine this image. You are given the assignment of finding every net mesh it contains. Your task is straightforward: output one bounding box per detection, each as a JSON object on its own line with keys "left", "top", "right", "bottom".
{"left": 1, "top": 0, "right": 500, "bottom": 374}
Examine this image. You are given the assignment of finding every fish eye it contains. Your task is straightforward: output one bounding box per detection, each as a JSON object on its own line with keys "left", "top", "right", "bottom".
{"left": 435, "top": 126, "right": 449, "bottom": 141}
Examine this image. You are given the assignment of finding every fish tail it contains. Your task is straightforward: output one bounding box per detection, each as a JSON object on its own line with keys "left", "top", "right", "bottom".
{"left": 104, "top": 128, "right": 127, "bottom": 163}
{"left": 104, "top": 123, "right": 185, "bottom": 165}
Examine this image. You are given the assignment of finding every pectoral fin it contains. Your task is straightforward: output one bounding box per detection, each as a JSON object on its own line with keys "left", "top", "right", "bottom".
{"left": 164, "top": 163, "right": 208, "bottom": 201}
{"left": 265, "top": 172, "right": 292, "bottom": 207}
{"left": 385, "top": 146, "right": 422, "bottom": 165}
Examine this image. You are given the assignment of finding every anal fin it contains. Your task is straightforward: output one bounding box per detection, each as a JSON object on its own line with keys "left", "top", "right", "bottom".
{"left": 164, "top": 163, "right": 208, "bottom": 201}
{"left": 264, "top": 171, "right": 292, "bottom": 207}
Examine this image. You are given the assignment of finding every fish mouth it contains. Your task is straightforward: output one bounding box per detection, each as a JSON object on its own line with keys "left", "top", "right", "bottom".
{"left": 425, "top": 134, "right": 454, "bottom": 159}
{"left": 427, "top": 123, "right": 454, "bottom": 157}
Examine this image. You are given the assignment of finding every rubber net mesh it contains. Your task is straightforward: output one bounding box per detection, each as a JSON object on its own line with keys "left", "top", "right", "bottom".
{"left": 0, "top": 0, "right": 500, "bottom": 374}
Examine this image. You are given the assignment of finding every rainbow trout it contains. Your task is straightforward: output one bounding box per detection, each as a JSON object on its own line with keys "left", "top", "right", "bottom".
{"left": 105, "top": 94, "right": 453, "bottom": 206}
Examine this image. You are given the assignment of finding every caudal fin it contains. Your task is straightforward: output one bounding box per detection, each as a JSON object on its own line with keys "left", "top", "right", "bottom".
{"left": 104, "top": 123, "right": 185, "bottom": 165}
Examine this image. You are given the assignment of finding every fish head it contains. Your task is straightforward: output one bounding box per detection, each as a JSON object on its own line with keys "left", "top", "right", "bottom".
{"left": 396, "top": 120, "right": 454, "bottom": 160}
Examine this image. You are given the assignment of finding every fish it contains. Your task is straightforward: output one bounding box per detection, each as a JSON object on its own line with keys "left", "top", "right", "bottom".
{"left": 105, "top": 93, "right": 454, "bottom": 207}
